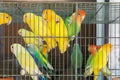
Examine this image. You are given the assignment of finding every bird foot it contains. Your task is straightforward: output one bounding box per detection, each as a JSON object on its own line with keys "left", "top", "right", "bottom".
{"left": 20, "top": 69, "right": 27, "bottom": 75}
{"left": 68, "top": 44, "right": 70, "bottom": 47}
{"left": 71, "top": 36, "right": 75, "bottom": 41}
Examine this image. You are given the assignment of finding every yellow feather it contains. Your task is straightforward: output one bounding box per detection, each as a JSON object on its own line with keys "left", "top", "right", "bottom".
{"left": 11, "top": 43, "right": 43, "bottom": 80}
{"left": 42, "top": 9, "right": 68, "bottom": 53}
{"left": 18, "top": 28, "right": 42, "bottom": 47}
{"left": 23, "top": 13, "right": 57, "bottom": 52}
{"left": 93, "top": 43, "right": 113, "bottom": 80}
{"left": 0, "top": 13, "right": 12, "bottom": 25}
{"left": 93, "top": 69, "right": 99, "bottom": 80}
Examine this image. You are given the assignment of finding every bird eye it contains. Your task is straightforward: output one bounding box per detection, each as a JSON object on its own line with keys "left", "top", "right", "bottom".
{"left": 11, "top": 46, "right": 13, "bottom": 48}
{"left": 46, "top": 11, "right": 48, "bottom": 14}
{"left": 56, "top": 20, "right": 59, "bottom": 23}
{"left": 6, "top": 16, "right": 8, "bottom": 18}
{"left": 56, "top": 18, "right": 60, "bottom": 23}
{"left": 25, "top": 15, "right": 27, "bottom": 18}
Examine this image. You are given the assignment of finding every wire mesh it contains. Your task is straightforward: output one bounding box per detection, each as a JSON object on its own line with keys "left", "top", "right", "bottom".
{"left": 0, "top": 2, "right": 119, "bottom": 80}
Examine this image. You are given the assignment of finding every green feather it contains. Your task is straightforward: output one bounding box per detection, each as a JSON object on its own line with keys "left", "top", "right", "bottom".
{"left": 102, "top": 67, "right": 111, "bottom": 77}
{"left": 71, "top": 43, "right": 83, "bottom": 68}
{"left": 27, "top": 44, "right": 54, "bottom": 72}
{"left": 65, "top": 16, "right": 81, "bottom": 42}
{"left": 86, "top": 55, "right": 93, "bottom": 67}
{"left": 84, "top": 55, "right": 94, "bottom": 76}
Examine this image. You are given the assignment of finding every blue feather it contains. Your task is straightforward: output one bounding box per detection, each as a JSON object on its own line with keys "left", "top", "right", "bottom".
{"left": 26, "top": 47, "right": 42, "bottom": 68}
{"left": 26, "top": 47, "right": 48, "bottom": 80}
{"left": 38, "top": 76, "right": 46, "bottom": 80}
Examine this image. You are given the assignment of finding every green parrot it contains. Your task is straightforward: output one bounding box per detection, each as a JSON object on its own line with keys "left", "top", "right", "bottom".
{"left": 85, "top": 56, "right": 111, "bottom": 80}
{"left": 71, "top": 43, "right": 83, "bottom": 68}
{"left": 84, "top": 43, "right": 113, "bottom": 80}
{"left": 65, "top": 9, "right": 86, "bottom": 42}
{"left": 11, "top": 43, "right": 47, "bottom": 80}
{"left": 27, "top": 44, "right": 54, "bottom": 74}
{"left": 85, "top": 44, "right": 111, "bottom": 78}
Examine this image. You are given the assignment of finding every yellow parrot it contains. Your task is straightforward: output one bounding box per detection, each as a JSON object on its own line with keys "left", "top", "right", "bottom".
{"left": 84, "top": 43, "right": 113, "bottom": 80}
{"left": 18, "top": 28, "right": 48, "bottom": 58}
{"left": 0, "top": 13, "right": 12, "bottom": 25}
{"left": 23, "top": 13, "right": 57, "bottom": 52}
{"left": 11, "top": 43, "right": 49, "bottom": 80}
{"left": 18, "top": 28, "right": 43, "bottom": 47}
{"left": 42, "top": 9, "right": 68, "bottom": 53}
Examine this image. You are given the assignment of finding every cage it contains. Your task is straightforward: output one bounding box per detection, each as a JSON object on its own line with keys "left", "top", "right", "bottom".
{"left": 0, "top": 1, "right": 119, "bottom": 80}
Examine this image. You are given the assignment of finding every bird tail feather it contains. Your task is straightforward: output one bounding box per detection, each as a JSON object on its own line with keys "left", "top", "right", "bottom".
{"left": 46, "top": 63, "right": 54, "bottom": 70}
{"left": 84, "top": 67, "right": 93, "bottom": 77}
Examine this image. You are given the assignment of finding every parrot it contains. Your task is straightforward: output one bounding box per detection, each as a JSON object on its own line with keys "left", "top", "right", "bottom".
{"left": 18, "top": 28, "right": 43, "bottom": 47}
{"left": 18, "top": 28, "right": 48, "bottom": 59}
{"left": 20, "top": 69, "right": 47, "bottom": 80}
{"left": 88, "top": 44, "right": 102, "bottom": 56}
{"left": 87, "top": 44, "right": 112, "bottom": 78}
{"left": 42, "top": 9, "right": 69, "bottom": 53}
{"left": 84, "top": 43, "right": 113, "bottom": 80}
{"left": 23, "top": 12, "right": 57, "bottom": 52}
{"left": 27, "top": 44, "right": 54, "bottom": 74}
{"left": 65, "top": 9, "right": 86, "bottom": 42}
{"left": 10, "top": 43, "right": 49, "bottom": 80}
{"left": 0, "top": 12, "right": 12, "bottom": 25}
{"left": 86, "top": 45, "right": 102, "bottom": 67}
{"left": 71, "top": 43, "right": 83, "bottom": 69}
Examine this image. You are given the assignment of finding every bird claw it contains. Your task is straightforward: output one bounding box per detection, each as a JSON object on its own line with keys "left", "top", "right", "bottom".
{"left": 20, "top": 69, "right": 27, "bottom": 75}
{"left": 68, "top": 44, "right": 70, "bottom": 47}
{"left": 71, "top": 36, "right": 75, "bottom": 41}
{"left": 38, "top": 37, "right": 43, "bottom": 42}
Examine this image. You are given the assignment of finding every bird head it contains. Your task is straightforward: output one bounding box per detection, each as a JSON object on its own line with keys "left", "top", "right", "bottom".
{"left": 11, "top": 43, "right": 23, "bottom": 56}
{"left": 18, "top": 28, "right": 27, "bottom": 36}
{"left": 0, "top": 13, "right": 12, "bottom": 25}
{"left": 23, "top": 13, "right": 37, "bottom": 25}
{"left": 88, "top": 44, "right": 97, "bottom": 56}
{"left": 42, "top": 9, "right": 56, "bottom": 22}
{"left": 72, "top": 9, "right": 86, "bottom": 25}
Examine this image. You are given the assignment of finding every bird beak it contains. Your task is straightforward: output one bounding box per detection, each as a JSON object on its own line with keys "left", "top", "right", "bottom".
{"left": 10, "top": 46, "right": 14, "bottom": 52}
{"left": 23, "top": 17, "right": 26, "bottom": 23}
{"left": 43, "top": 18, "right": 48, "bottom": 23}
{"left": 18, "top": 31, "right": 22, "bottom": 35}
{"left": 82, "top": 16, "right": 85, "bottom": 21}
{"left": 88, "top": 47, "right": 90, "bottom": 52}
{"left": 88, "top": 44, "right": 90, "bottom": 51}
{"left": 7, "top": 20, "right": 12, "bottom": 25}
{"left": 26, "top": 44, "right": 30, "bottom": 47}
{"left": 23, "top": 15, "right": 26, "bottom": 23}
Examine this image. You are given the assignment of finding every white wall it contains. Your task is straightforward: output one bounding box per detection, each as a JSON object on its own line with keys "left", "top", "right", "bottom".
{"left": 97, "top": 0, "right": 104, "bottom": 2}
{"left": 109, "top": 0, "right": 120, "bottom": 78}
{"left": 96, "top": 1, "right": 105, "bottom": 80}
{"left": 110, "top": 0, "right": 120, "bottom": 2}
{"left": 96, "top": 0, "right": 105, "bottom": 45}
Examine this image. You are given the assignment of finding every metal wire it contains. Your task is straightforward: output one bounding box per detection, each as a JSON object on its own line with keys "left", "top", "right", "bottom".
{"left": 0, "top": 2, "right": 119, "bottom": 80}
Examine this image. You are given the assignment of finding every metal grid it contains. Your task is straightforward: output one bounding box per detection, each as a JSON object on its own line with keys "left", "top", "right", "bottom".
{"left": 0, "top": 2, "right": 119, "bottom": 80}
